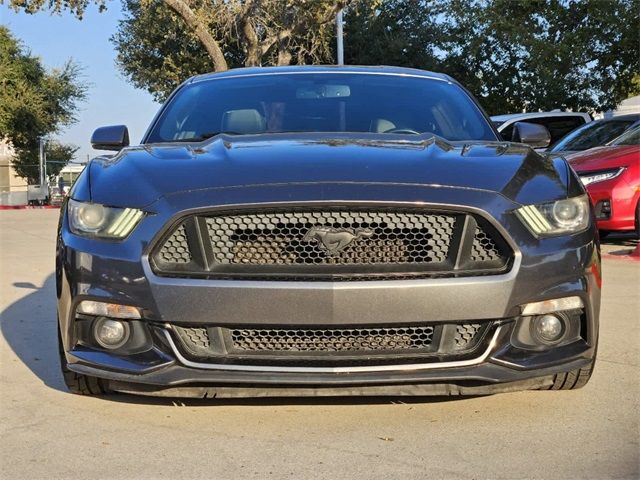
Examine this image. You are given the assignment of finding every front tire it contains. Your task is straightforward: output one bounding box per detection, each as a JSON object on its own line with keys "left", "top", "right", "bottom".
{"left": 58, "top": 322, "right": 109, "bottom": 395}
{"left": 545, "top": 359, "right": 595, "bottom": 390}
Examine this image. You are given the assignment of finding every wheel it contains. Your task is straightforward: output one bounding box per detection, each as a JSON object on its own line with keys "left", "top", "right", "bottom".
{"left": 544, "top": 358, "right": 595, "bottom": 390}
{"left": 58, "top": 322, "right": 109, "bottom": 395}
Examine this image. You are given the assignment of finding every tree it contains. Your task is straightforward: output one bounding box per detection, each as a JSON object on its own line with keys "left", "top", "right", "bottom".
{"left": 111, "top": 0, "right": 243, "bottom": 102}
{"left": 437, "top": 0, "right": 640, "bottom": 114}
{"left": 111, "top": 0, "right": 350, "bottom": 101}
{"left": 11, "top": 141, "right": 80, "bottom": 183}
{"left": 9, "top": 0, "right": 350, "bottom": 99}
{"left": 0, "top": 26, "right": 85, "bottom": 183}
{"left": 345, "top": 0, "right": 640, "bottom": 115}
{"left": 343, "top": 0, "right": 444, "bottom": 71}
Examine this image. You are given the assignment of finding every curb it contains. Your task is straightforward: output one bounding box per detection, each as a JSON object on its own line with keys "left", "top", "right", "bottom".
{"left": 0, "top": 205, "right": 60, "bottom": 210}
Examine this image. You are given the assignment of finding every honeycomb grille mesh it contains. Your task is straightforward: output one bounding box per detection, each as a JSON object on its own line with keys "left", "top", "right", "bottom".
{"left": 158, "top": 224, "right": 191, "bottom": 264}
{"left": 229, "top": 326, "right": 435, "bottom": 352}
{"left": 470, "top": 227, "right": 501, "bottom": 263}
{"left": 454, "top": 323, "right": 482, "bottom": 349}
{"left": 152, "top": 208, "right": 512, "bottom": 279}
{"left": 204, "top": 210, "right": 456, "bottom": 266}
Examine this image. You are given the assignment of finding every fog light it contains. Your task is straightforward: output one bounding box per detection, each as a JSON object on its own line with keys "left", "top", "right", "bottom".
{"left": 531, "top": 314, "right": 565, "bottom": 344}
{"left": 93, "top": 317, "right": 130, "bottom": 349}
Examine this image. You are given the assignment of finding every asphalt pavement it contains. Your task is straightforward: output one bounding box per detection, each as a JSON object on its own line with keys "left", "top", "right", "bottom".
{"left": 1, "top": 210, "right": 638, "bottom": 480}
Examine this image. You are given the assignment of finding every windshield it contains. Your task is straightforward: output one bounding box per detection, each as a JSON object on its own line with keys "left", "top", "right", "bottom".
{"left": 549, "top": 119, "right": 635, "bottom": 152}
{"left": 610, "top": 125, "right": 640, "bottom": 146}
{"left": 145, "top": 73, "right": 496, "bottom": 143}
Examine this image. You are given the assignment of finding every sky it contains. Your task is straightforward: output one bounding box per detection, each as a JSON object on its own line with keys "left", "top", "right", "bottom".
{"left": 1, "top": 2, "right": 160, "bottom": 162}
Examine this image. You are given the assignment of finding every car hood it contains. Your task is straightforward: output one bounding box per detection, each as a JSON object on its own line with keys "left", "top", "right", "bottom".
{"left": 567, "top": 145, "right": 640, "bottom": 172}
{"left": 85, "top": 133, "right": 571, "bottom": 209}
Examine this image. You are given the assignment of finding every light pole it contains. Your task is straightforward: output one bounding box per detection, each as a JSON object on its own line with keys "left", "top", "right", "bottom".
{"left": 38, "top": 137, "right": 46, "bottom": 187}
{"left": 336, "top": 9, "right": 344, "bottom": 65}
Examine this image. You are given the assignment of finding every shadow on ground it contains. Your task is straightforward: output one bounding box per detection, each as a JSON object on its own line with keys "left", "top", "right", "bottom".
{"left": 1, "top": 274, "right": 66, "bottom": 393}
{"left": 1, "top": 273, "right": 474, "bottom": 407}
{"left": 601, "top": 232, "right": 639, "bottom": 256}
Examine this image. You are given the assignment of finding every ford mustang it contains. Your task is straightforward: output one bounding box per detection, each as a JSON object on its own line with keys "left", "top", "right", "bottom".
{"left": 56, "top": 66, "right": 600, "bottom": 398}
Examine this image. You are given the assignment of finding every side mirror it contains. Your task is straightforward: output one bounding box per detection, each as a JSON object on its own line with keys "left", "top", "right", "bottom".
{"left": 511, "top": 122, "right": 551, "bottom": 149}
{"left": 91, "top": 125, "right": 130, "bottom": 151}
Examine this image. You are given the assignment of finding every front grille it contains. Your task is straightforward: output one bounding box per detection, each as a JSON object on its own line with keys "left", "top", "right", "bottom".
{"left": 230, "top": 325, "right": 435, "bottom": 353}
{"left": 171, "top": 321, "right": 491, "bottom": 363}
{"left": 151, "top": 207, "right": 512, "bottom": 280}
{"left": 205, "top": 211, "right": 455, "bottom": 266}
{"left": 159, "top": 224, "right": 191, "bottom": 264}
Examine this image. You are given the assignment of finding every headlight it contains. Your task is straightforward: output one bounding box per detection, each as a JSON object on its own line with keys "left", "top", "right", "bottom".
{"left": 578, "top": 167, "right": 625, "bottom": 186}
{"left": 516, "top": 195, "right": 590, "bottom": 237}
{"left": 68, "top": 199, "right": 144, "bottom": 239}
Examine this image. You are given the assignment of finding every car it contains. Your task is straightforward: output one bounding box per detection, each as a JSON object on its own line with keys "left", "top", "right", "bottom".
{"left": 568, "top": 125, "right": 640, "bottom": 237}
{"left": 48, "top": 186, "right": 65, "bottom": 206}
{"left": 491, "top": 111, "right": 592, "bottom": 145}
{"left": 56, "top": 66, "right": 600, "bottom": 398}
{"left": 549, "top": 114, "right": 640, "bottom": 156}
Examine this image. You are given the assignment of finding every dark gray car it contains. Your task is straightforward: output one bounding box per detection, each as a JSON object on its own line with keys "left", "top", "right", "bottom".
{"left": 56, "top": 66, "right": 600, "bottom": 398}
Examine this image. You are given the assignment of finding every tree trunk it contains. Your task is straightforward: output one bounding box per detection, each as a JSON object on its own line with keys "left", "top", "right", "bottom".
{"left": 241, "top": 17, "right": 261, "bottom": 67}
{"left": 162, "top": 0, "right": 228, "bottom": 72}
{"left": 277, "top": 39, "right": 292, "bottom": 66}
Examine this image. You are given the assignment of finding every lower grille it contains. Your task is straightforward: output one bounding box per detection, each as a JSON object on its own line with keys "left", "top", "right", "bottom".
{"left": 171, "top": 321, "right": 491, "bottom": 363}
{"left": 230, "top": 326, "right": 435, "bottom": 353}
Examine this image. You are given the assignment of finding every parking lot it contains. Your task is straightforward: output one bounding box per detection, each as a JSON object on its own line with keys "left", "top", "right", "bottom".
{"left": 0, "top": 209, "right": 638, "bottom": 480}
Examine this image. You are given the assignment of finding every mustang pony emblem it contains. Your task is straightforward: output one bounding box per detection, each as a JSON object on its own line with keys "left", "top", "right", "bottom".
{"left": 303, "top": 226, "right": 374, "bottom": 254}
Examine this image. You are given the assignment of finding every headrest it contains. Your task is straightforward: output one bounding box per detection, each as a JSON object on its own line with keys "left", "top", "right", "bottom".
{"left": 370, "top": 118, "right": 396, "bottom": 133}
{"left": 221, "top": 109, "right": 266, "bottom": 134}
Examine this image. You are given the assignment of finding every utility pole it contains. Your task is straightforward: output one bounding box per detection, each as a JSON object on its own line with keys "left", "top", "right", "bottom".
{"left": 336, "top": 9, "right": 344, "bottom": 66}
{"left": 38, "top": 137, "right": 45, "bottom": 186}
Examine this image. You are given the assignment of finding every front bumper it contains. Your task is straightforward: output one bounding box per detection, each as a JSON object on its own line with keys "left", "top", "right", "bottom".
{"left": 56, "top": 185, "right": 601, "bottom": 396}
{"left": 586, "top": 173, "right": 639, "bottom": 232}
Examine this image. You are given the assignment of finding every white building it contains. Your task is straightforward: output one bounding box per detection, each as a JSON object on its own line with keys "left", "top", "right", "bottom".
{"left": 0, "top": 140, "right": 28, "bottom": 206}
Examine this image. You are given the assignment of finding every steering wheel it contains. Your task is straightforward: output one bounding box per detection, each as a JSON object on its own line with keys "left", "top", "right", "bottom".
{"left": 383, "top": 127, "right": 421, "bottom": 135}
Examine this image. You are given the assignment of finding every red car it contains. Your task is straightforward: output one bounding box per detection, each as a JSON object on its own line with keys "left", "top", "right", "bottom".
{"left": 568, "top": 126, "right": 640, "bottom": 237}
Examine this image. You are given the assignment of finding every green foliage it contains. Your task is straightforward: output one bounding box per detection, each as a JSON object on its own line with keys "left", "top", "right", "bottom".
{"left": 112, "top": 0, "right": 244, "bottom": 102}
{"left": 7, "top": 0, "right": 639, "bottom": 115}
{"left": 7, "top": 0, "right": 107, "bottom": 18}
{"left": 0, "top": 26, "right": 85, "bottom": 182}
{"left": 440, "top": 0, "right": 640, "bottom": 114}
{"left": 346, "top": 0, "right": 640, "bottom": 115}
{"left": 11, "top": 141, "right": 80, "bottom": 182}
{"left": 343, "top": 0, "right": 443, "bottom": 70}
{"left": 113, "top": 0, "right": 346, "bottom": 101}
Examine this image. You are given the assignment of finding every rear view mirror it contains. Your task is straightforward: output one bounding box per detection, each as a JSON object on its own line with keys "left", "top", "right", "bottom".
{"left": 91, "top": 125, "right": 130, "bottom": 151}
{"left": 511, "top": 122, "right": 551, "bottom": 149}
{"left": 296, "top": 84, "right": 351, "bottom": 99}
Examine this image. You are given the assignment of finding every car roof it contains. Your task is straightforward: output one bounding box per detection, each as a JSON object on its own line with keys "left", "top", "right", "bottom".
{"left": 597, "top": 113, "right": 640, "bottom": 122}
{"left": 490, "top": 111, "right": 590, "bottom": 122}
{"left": 188, "top": 65, "right": 453, "bottom": 84}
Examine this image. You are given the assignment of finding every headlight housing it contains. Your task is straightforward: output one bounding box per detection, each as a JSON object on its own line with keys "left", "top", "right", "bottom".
{"left": 516, "top": 194, "right": 590, "bottom": 237}
{"left": 68, "top": 199, "right": 144, "bottom": 239}
{"left": 578, "top": 167, "right": 625, "bottom": 186}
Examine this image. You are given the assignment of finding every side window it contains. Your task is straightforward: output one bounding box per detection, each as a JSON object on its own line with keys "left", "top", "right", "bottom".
{"left": 529, "top": 116, "right": 587, "bottom": 144}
